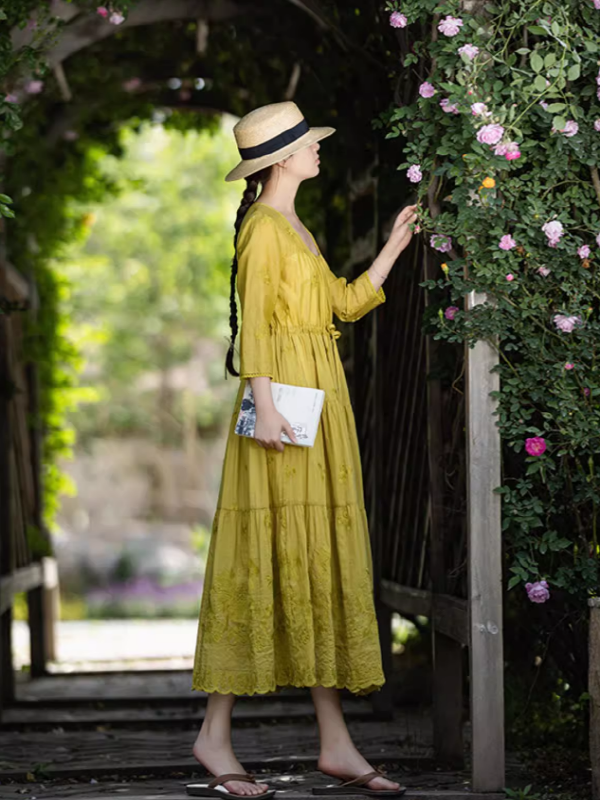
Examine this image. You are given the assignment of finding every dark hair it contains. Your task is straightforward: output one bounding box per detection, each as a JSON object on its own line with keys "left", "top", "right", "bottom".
{"left": 225, "top": 167, "right": 273, "bottom": 377}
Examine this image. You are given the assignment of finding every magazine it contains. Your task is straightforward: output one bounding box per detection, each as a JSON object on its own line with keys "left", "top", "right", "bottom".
{"left": 235, "top": 381, "right": 325, "bottom": 448}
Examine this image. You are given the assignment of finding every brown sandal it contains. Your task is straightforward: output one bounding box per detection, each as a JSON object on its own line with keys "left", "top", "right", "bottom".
{"left": 311, "top": 771, "right": 406, "bottom": 797}
{"left": 187, "top": 773, "right": 277, "bottom": 798}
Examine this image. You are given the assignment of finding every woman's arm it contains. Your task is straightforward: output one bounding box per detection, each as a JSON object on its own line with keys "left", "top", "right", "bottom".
{"left": 367, "top": 204, "right": 419, "bottom": 292}
{"left": 327, "top": 204, "right": 418, "bottom": 322}
{"left": 250, "top": 376, "right": 297, "bottom": 452}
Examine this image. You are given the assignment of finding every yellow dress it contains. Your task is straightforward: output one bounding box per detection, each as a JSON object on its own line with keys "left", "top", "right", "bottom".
{"left": 192, "top": 202, "right": 386, "bottom": 696}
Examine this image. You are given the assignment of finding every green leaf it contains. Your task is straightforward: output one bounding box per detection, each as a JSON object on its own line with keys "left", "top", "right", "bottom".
{"left": 527, "top": 25, "right": 548, "bottom": 36}
{"left": 544, "top": 53, "right": 556, "bottom": 69}
{"left": 584, "top": 40, "right": 599, "bottom": 53}
{"left": 553, "top": 115, "right": 567, "bottom": 130}
{"left": 545, "top": 103, "right": 565, "bottom": 113}
{"left": 0, "top": 10, "right": 6, "bottom": 20}
{"left": 508, "top": 575, "right": 521, "bottom": 590}
{"left": 551, "top": 20, "right": 560, "bottom": 36}
{"left": 534, "top": 74, "right": 547, "bottom": 92}
{"left": 567, "top": 64, "right": 580, "bottom": 81}
{"left": 530, "top": 53, "right": 544, "bottom": 73}
{"left": 515, "top": 48, "right": 530, "bottom": 55}
{"left": 0, "top": 194, "right": 12, "bottom": 204}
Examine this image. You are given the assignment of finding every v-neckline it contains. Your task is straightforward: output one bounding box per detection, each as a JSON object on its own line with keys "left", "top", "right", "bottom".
{"left": 254, "top": 202, "right": 321, "bottom": 259}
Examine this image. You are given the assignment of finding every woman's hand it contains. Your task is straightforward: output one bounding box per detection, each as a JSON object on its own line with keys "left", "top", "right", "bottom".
{"left": 389, "top": 204, "right": 419, "bottom": 255}
{"left": 254, "top": 408, "right": 297, "bottom": 452}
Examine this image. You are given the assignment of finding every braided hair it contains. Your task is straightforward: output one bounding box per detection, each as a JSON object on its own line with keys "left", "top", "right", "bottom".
{"left": 225, "top": 167, "right": 273, "bottom": 377}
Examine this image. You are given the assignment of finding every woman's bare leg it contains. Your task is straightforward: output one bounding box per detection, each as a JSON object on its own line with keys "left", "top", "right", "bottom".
{"left": 311, "top": 687, "right": 400, "bottom": 791}
{"left": 193, "top": 693, "right": 268, "bottom": 796}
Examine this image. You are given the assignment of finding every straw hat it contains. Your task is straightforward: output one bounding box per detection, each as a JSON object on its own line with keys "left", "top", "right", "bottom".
{"left": 225, "top": 101, "right": 335, "bottom": 182}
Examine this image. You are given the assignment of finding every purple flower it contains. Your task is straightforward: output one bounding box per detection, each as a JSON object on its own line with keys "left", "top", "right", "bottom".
{"left": 553, "top": 314, "right": 583, "bottom": 332}
{"left": 431, "top": 234, "right": 452, "bottom": 252}
{"left": 537, "top": 266, "right": 551, "bottom": 277}
{"left": 390, "top": 11, "right": 408, "bottom": 28}
{"left": 419, "top": 81, "right": 436, "bottom": 98}
{"left": 458, "top": 44, "right": 479, "bottom": 59}
{"left": 584, "top": 387, "right": 591, "bottom": 397}
{"left": 539, "top": 101, "right": 549, "bottom": 110}
{"left": 407, "top": 164, "right": 422, "bottom": 183}
{"left": 444, "top": 305, "right": 459, "bottom": 320}
{"left": 525, "top": 437, "right": 546, "bottom": 457}
{"left": 25, "top": 80, "right": 43, "bottom": 95}
{"left": 471, "top": 102, "right": 488, "bottom": 116}
{"left": 109, "top": 11, "right": 125, "bottom": 24}
{"left": 559, "top": 120, "right": 579, "bottom": 137}
{"left": 4, "top": 93, "right": 18, "bottom": 104}
{"left": 595, "top": 120, "right": 600, "bottom": 132}
{"left": 499, "top": 234, "right": 516, "bottom": 251}
{"left": 438, "top": 15, "right": 463, "bottom": 36}
{"left": 542, "top": 220, "right": 564, "bottom": 247}
{"left": 525, "top": 581, "right": 550, "bottom": 604}
{"left": 594, "top": 0, "right": 600, "bottom": 8}
{"left": 440, "top": 98, "right": 459, "bottom": 114}
{"left": 477, "top": 124, "right": 505, "bottom": 145}
{"left": 596, "top": 232, "right": 600, "bottom": 248}
{"left": 578, "top": 245, "right": 591, "bottom": 259}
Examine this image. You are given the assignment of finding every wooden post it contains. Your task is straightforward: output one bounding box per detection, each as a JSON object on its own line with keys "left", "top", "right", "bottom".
{"left": 589, "top": 598, "right": 600, "bottom": 800}
{"left": 465, "top": 290, "right": 505, "bottom": 791}
{"left": 0, "top": 313, "right": 15, "bottom": 715}
{"left": 425, "top": 250, "right": 464, "bottom": 765}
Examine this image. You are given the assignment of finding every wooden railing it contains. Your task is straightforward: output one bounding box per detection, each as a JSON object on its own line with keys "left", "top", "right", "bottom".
{"left": 0, "top": 260, "right": 56, "bottom": 720}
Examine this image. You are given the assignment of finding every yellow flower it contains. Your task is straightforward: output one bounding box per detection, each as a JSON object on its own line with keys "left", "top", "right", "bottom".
{"left": 482, "top": 177, "right": 496, "bottom": 188}
{"left": 441, "top": 263, "right": 449, "bottom": 272}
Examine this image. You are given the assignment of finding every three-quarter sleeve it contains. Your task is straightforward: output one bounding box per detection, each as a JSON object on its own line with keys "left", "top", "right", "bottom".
{"left": 237, "top": 214, "right": 282, "bottom": 380}
{"left": 326, "top": 266, "right": 386, "bottom": 323}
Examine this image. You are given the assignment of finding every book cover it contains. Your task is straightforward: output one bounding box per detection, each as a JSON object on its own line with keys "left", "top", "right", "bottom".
{"left": 235, "top": 381, "right": 325, "bottom": 447}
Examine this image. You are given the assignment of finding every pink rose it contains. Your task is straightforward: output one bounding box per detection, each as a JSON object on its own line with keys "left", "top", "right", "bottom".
{"left": 471, "top": 102, "right": 488, "bottom": 116}
{"left": 458, "top": 44, "right": 479, "bottom": 59}
{"left": 390, "top": 11, "right": 408, "bottom": 28}
{"left": 506, "top": 273, "right": 515, "bottom": 281}
{"left": 559, "top": 120, "right": 579, "bottom": 137}
{"left": 123, "top": 77, "right": 142, "bottom": 92}
{"left": 419, "top": 82, "right": 435, "bottom": 98}
{"left": 553, "top": 314, "right": 583, "bottom": 332}
{"left": 430, "top": 234, "right": 452, "bottom": 253}
{"left": 542, "top": 220, "right": 564, "bottom": 247}
{"left": 440, "top": 98, "right": 459, "bottom": 114}
{"left": 525, "top": 437, "right": 546, "bottom": 457}
{"left": 499, "top": 234, "right": 516, "bottom": 250}
{"left": 444, "top": 306, "right": 459, "bottom": 320}
{"left": 477, "top": 124, "right": 505, "bottom": 145}
{"left": 565, "top": 362, "right": 575, "bottom": 370}
{"left": 539, "top": 101, "right": 549, "bottom": 110}
{"left": 525, "top": 581, "right": 550, "bottom": 604}
{"left": 578, "top": 245, "right": 591, "bottom": 259}
{"left": 504, "top": 141, "right": 521, "bottom": 160}
{"left": 4, "top": 93, "right": 18, "bottom": 104}
{"left": 595, "top": 120, "right": 600, "bottom": 132}
{"left": 438, "top": 15, "right": 463, "bottom": 36}
{"left": 537, "top": 266, "right": 551, "bottom": 277}
{"left": 584, "top": 387, "right": 591, "bottom": 397}
{"left": 597, "top": 232, "right": 600, "bottom": 248}
{"left": 25, "top": 80, "right": 43, "bottom": 95}
{"left": 594, "top": 0, "right": 600, "bottom": 9}
{"left": 96, "top": 6, "right": 109, "bottom": 17}
{"left": 407, "top": 164, "right": 422, "bottom": 183}
{"left": 109, "top": 11, "right": 125, "bottom": 24}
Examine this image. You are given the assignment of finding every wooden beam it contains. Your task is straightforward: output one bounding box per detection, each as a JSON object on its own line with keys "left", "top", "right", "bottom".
{"left": 465, "top": 289, "right": 505, "bottom": 792}
{"left": 0, "top": 563, "right": 44, "bottom": 614}
{"left": 380, "top": 579, "right": 469, "bottom": 645}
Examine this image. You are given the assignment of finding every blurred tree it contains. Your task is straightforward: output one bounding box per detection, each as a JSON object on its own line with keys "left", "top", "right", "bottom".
{"left": 57, "top": 119, "right": 241, "bottom": 443}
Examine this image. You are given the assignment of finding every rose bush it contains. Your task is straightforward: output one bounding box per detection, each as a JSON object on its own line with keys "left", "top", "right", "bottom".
{"left": 381, "top": 0, "right": 600, "bottom": 604}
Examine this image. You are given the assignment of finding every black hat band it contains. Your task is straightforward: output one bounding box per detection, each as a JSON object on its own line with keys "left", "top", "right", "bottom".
{"left": 238, "top": 118, "right": 310, "bottom": 160}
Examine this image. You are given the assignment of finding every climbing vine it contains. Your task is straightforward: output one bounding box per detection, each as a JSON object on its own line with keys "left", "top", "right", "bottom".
{"left": 381, "top": 0, "right": 600, "bottom": 605}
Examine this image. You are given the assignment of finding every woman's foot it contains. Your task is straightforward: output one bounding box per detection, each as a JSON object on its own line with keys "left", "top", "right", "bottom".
{"left": 193, "top": 730, "right": 269, "bottom": 796}
{"left": 318, "top": 748, "right": 401, "bottom": 792}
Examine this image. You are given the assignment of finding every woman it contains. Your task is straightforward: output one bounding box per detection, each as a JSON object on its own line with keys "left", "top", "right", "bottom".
{"left": 189, "top": 102, "right": 417, "bottom": 799}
